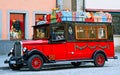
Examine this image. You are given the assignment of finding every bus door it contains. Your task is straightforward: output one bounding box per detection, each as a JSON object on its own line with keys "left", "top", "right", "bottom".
{"left": 51, "top": 42, "right": 67, "bottom": 60}
{"left": 50, "top": 24, "right": 67, "bottom": 60}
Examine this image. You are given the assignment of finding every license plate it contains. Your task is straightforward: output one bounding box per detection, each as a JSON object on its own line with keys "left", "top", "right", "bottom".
{"left": 10, "top": 61, "right": 16, "bottom": 64}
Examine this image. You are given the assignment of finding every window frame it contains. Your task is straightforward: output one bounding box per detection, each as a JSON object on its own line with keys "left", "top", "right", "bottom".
{"left": 50, "top": 24, "right": 66, "bottom": 42}
{"left": 97, "top": 25, "right": 108, "bottom": 39}
{"left": 33, "top": 25, "right": 50, "bottom": 40}
{"left": 75, "top": 25, "right": 108, "bottom": 40}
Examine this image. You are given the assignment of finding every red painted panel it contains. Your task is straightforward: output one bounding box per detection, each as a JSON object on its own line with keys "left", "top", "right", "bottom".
{"left": 51, "top": 43, "right": 67, "bottom": 60}
{"left": 22, "top": 40, "right": 115, "bottom": 61}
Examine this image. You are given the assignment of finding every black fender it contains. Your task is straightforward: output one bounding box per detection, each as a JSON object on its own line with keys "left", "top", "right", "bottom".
{"left": 26, "top": 49, "right": 49, "bottom": 63}
{"left": 92, "top": 50, "right": 108, "bottom": 61}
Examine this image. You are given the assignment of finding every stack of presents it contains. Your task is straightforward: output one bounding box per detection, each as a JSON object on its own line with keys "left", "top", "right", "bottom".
{"left": 37, "top": 9, "right": 112, "bottom": 25}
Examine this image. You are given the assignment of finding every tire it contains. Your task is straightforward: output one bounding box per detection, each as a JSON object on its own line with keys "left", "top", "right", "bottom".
{"left": 9, "top": 57, "right": 22, "bottom": 70}
{"left": 94, "top": 53, "right": 105, "bottom": 67}
{"left": 28, "top": 55, "right": 43, "bottom": 71}
{"left": 71, "top": 62, "right": 81, "bottom": 67}
{"left": 9, "top": 64, "right": 21, "bottom": 70}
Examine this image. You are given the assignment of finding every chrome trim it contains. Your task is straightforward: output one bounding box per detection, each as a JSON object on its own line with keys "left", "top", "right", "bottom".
{"left": 45, "top": 59, "right": 94, "bottom": 65}
{"left": 20, "top": 41, "right": 23, "bottom": 56}
{"left": 23, "top": 47, "right": 27, "bottom": 52}
{"left": 14, "top": 41, "right": 23, "bottom": 57}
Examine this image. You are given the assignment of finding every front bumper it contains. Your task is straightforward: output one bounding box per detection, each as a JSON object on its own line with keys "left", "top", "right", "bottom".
{"left": 4, "top": 56, "right": 23, "bottom": 65}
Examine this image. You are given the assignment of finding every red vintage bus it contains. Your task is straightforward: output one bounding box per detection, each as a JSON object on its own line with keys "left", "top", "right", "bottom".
{"left": 5, "top": 12, "right": 117, "bottom": 71}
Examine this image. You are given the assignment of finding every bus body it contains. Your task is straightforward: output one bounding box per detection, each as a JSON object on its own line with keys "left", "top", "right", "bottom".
{"left": 5, "top": 11, "right": 117, "bottom": 71}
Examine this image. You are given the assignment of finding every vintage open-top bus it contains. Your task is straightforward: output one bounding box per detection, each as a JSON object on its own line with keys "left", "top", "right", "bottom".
{"left": 5, "top": 11, "right": 117, "bottom": 71}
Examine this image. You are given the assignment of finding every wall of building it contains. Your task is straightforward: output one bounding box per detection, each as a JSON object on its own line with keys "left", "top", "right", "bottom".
{"left": 114, "top": 35, "right": 120, "bottom": 47}
{"left": 114, "top": 35, "right": 120, "bottom": 52}
{"left": 0, "top": 0, "right": 56, "bottom": 40}
{"left": 0, "top": 10, "right": 2, "bottom": 40}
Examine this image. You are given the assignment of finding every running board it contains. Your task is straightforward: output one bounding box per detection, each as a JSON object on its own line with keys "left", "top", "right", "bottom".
{"left": 46, "top": 59, "right": 94, "bottom": 64}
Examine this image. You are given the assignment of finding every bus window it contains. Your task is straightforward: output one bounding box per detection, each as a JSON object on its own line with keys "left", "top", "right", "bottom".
{"left": 88, "top": 26, "right": 97, "bottom": 39}
{"left": 51, "top": 25, "right": 65, "bottom": 41}
{"left": 75, "top": 25, "right": 107, "bottom": 40}
{"left": 34, "top": 26, "right": 49, "bottom": 39}
{"left": 98, "top": 26, "right": 107, "bottom": 39}
{"left": 75, "top": 25, "right": 87, "bottom": 40}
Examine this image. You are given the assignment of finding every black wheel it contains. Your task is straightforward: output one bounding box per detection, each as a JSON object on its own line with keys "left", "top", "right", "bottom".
{"left": 28, "top": 55, "right": 43, "bottom": 71}
{"left": 94, "top": 53, "right": 105, "bottom": 67}
{"left": 71, "top": 62, "right": 81, "bottom": 67}
{"left": 9, "top": 57, "right": 22, "bottom": 70}
{"left": 9, "top": 64, "right": 21, "bottom": 70}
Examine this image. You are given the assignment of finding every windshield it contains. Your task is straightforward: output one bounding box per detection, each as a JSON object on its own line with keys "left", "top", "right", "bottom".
{"left": 51, "top": 25, "right": 65, "bottom": 41}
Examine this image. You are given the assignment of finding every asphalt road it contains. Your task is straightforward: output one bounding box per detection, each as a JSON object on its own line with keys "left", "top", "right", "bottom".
{"left": 0, "top": 52, "right": 120, "bottom": 75}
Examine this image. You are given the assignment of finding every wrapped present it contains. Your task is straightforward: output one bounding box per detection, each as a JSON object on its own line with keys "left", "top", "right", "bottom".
{"left": 86, "top": 12, "right": 91, "bottom": 18}
{"left": 94, "top": 12, "right": 102, "bottom": 22}
{"left": 51, "top": 10, "right": 56, "bottom": 23}
{"left": 85, "top": 12, "right": 94, "bottom": 22}
{"left": 105, "top": 13, "right": 112, "bottom": 22}
{"left": 85, "top": 18, "right": 94, "bottom": 22}
{"left": 45, "top": 14, "right": 51, "bottom": 24}
{"left": 66, "top": 11, "right": 72, "bottom": 21}
{"left": 108, "top": 13, "right": 112, "bottom": 22}
{"left": 61, "top": 11, "right": 68, "bottom": 21}
{"left": 80, "top": 12, "right": 87, "bottom": 21}
{"left": 101, "top": 14, "right": 107, "bottom": 22}
{"left": 98, "top": 12, "right": 107, "bottom": 22}
{"left": 76, "top": 12, "right": 80, "bottom": 21}
{"left": 90, "top": 12, "right": 94, "bottom": 18}
{"left": 56, "top": 11, "right": 62, "bottom": 22}
{"left": 94, "top": 13, "right": 98, "bottom": 22}
{"left": 72, "top": 12, "right": 76, "bottom": 21}
{"left": 76, "top": 12, "right": 85, "bottom": 21}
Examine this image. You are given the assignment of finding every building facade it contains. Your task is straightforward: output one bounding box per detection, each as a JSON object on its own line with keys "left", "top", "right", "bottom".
{"left": 57, "top": 0, "right": 84, "bottom": 11}
{"left": 85, "top": 0, "right": 120, "bottom": 47}
{"left": 0, "top": 0, "right": 56, "bottom": 40}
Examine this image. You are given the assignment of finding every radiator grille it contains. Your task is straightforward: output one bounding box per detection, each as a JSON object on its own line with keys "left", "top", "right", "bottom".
{"left": 14, "top": 41, "right": 22, "bottom": 57}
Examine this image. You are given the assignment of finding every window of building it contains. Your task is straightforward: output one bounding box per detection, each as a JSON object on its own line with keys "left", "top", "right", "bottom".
{"left": 51, "top": 25, "right": 65, "bottom": 41}
{"left": 75, "top": 25, "right": 107, "bottom": 40}
{"left": 10, "top": 13, "right": 25, "bottom": 40}
{"left": 56, "top": 0, "right": 63, "bottom": 10}
{"left": 71, "top": 0, "right": 77, "bottom": 11}
{"left": 35, "top": 14, "right": 45, "bottom": 25}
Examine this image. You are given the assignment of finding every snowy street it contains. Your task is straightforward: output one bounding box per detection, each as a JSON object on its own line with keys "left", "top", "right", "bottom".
{"left": 0, "top": 52, "right": 120, "bottom": 75}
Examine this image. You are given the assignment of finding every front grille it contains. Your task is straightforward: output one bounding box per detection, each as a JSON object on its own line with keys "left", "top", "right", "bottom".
{"left": 14, "top": 41, "right": 22, "bottom": 57}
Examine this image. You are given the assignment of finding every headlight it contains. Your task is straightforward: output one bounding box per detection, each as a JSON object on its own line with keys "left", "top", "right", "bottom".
{"left": 10, "top": 48, "right": 14, "bottom": 53}
{"left": 23, "top": 47, "right": 27, "bottom": 52}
